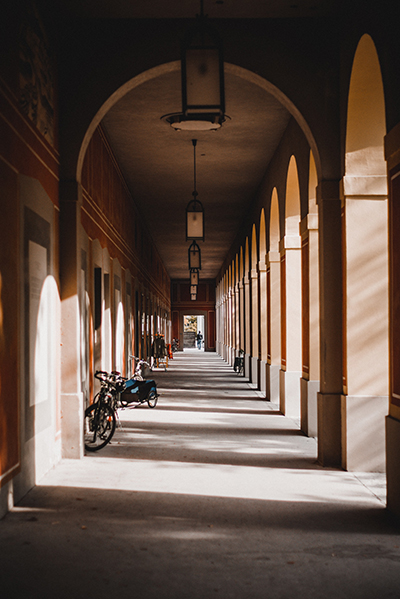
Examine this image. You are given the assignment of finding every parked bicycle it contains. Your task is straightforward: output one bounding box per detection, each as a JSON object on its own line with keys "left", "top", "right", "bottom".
{"left": 84, "top": 370, "right": 125, "bottom": 452}
{"left": 84, "top": 360, "right": 159, "bottom": 452}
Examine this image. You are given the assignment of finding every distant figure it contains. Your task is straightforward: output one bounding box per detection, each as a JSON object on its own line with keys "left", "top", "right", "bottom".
{"left": 196, "top": 331, "right": 203, "bottom": 350}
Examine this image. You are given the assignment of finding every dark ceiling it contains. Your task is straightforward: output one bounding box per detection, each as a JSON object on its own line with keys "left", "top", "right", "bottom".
{"left": 48, "top": 0, "right": 337, "bottom": 280}
{"left": 52, "top": 0, "right": 338, "bottom": 19}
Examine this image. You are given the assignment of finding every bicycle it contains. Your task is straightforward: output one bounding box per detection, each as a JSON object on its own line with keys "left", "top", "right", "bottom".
{"left": 84, "top": 370, "right": 125, "bottom": 452}
{"left": 120, "top": 357, "right": 159, "bottom": 408}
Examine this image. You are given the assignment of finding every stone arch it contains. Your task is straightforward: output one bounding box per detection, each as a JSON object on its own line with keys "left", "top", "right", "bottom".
{"left": 285, "top": 156, "right": 301, "bottom": 236}
{"left": 251, "top": 224, "right": 258, "bottom": 271}
{"left": 268, "top": 188, "right": 281, "bottom": 402}
{"left": 342, "top": 33, "right": 388, "bottom": 472}
{"left": 309, "top": 150, "right": 318, "bottom": 215}
{"left": 259, "top": 209, "right": 268, "bottom": 383}
{"left": 76, "top": 62, "right": 322, "bottom": 184}
{"left": 250, "top": 224, "right": 259, "bottom": 384}
{"left": 300, "top": 149, "right": 320, "bottom": 437}
{"left": 259, "top": 209, "right": 267, "bottom": 259}
{"left": 345, "top": 35, "right": 386, "bottom": 183}
{"left": 280, "top": 155, "right": 302, "bottom": 420}
{"left": 269, "top": 188, "right": 280, "bottom": 253}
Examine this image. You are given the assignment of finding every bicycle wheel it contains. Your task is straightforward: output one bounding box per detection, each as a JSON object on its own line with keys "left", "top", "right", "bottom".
{"left": 84, "top": 403, "right": 116, "bottom": 451}
{"left": 147, "top": 391, "right": 158, "bottom": 408}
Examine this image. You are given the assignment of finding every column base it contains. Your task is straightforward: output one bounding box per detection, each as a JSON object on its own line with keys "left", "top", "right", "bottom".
{"left": 229, "top": 347, "right": 235, "bottom": 366}
{"left": 317, "top": 392, "right": 341, "bottom": 467}
{"left": 244, "top": 353, "right": 251, "bottom": 379}
{"left": 259, "top": 360, "right": 268, "bottom": 397}
{"left": 387, "top": 415, "right": 400, "bottom": 516}
{"left": 279, "top": 369, "right": 301, "bottom": 421}
{"left": 341, "top": 394, "right": 387, "bottom": 472}
{"left": 251, "top": 356, "right": 259, "bottom": 387}
{"left": 61, "top": 392, "right": 84, "bottom": 459}
{"left": 301, "top": 378, "right": 319, "bottom": 437}
{"left": 267, "top": 363, "right": 280, "bottom": 403}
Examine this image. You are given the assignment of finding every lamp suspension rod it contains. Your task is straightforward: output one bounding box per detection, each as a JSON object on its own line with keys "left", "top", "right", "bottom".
{"left": 192, "top": 139, "right": 197, "bottom": 201}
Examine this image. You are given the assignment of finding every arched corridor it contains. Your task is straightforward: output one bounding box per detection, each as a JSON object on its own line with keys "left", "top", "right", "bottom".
{"left": 1, "top": 351, "right": 396, "bottom": 599}
{"left": 3, "top": 4, "right": 400, "bottom": 593}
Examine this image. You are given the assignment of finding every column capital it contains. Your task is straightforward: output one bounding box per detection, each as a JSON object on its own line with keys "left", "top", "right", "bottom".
{"left": 258, "top": 261, "right": 267, "bottom": 272}
{"left": 279, "top": 235, "right": 301, "bottom": 251}
{"left": 267, "top": 251, "right": 280, "bottom": 264}
{"left": 300, "top": 213, "right": 319, "bottom": 235}
{"left": 340, "top": 175, "right": 387, "bottom": 199}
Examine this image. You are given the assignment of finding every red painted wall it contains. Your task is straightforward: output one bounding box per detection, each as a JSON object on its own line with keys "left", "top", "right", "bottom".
{"left": 0, "top": 7, "right": 59, "bottom": 486}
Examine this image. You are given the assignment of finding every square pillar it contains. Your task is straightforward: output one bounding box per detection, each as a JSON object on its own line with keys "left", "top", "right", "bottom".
{"left": 317, "top": 182, "right": 343, "bottom": 467}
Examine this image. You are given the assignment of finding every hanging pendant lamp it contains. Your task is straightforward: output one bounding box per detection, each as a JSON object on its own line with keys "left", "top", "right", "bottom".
{"left": 161, "top": 0, "right": 228, "bottom": 131}
{"left": 186, "top": 139, "right": 204, "bottom": 241}
{"left": 190, "top": 268, "right": 199, "bottom": 286}
{"left": 188, "top": 240, "right": 201, "bottom": 270}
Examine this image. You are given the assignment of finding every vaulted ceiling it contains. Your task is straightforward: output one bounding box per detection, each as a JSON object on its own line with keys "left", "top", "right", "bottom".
{"left": 44, "top": 0, "right": 339, "bottom": 280}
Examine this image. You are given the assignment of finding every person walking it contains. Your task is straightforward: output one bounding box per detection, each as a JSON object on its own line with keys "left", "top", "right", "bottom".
{"left": 196, "top": 331, "right": 203, "bottom": 350}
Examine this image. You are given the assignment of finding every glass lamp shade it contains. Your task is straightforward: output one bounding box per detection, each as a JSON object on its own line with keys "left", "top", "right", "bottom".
{"left": 191, "top": 293, "right": 197, "bottom": 301}
{"left": 186, "top": 197, "right": 204, "bottom": 240}
{"left": 188, "top": 240, "right": 201, "bottom": 270}
{"left": 190, "top": 285, "right": 197, "bottom": 295}
{"left": 181, "top": 18, "right": 225, "bottom": 119}
{"left": 190, "top": 269, "right": 199, "bottom": 285}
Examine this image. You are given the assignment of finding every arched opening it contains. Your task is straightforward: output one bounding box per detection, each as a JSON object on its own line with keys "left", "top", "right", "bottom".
{"left": 300, "top": 150, "right": 320, "bottom": 437}
{"left": 239, "top": 246, "right": 245, "bottom": 360}
{"left": 280, "top": 156, "right": 302, "bottom": 421}
{"left": 267, "top": 188, "right": 281, "bottom": 402}
{"left": 259, "top": 209, "right": 268, "bottom": 394}
{"left": 244, "top": 237, "right": 251, "bottom": 377}
{"left": 342, "top": 34, "right": 388, "bottom": 472}
{"left": 235, "top": 253, "right": 240, "bottom": 356}
{"left": 250, "top": 224, "right": 259, "bottom": 386}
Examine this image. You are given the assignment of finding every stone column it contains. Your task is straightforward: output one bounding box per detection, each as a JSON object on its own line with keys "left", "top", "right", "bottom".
{"left": 384, "top": 122, "right": 400, "bottom": 515}
{"left": 267, "top": 251, "right": 281, "bottom": 402}
{"left": 317, "top": 180, "right": 343, "bottom": 467}
{"left": 244, "top": 272, "right": 251, "bottom": 378}
{"left": 279, "top": 235, "right": 302, "bottom": 420}
{"left": 228, "top": 288, "right": 234, "bottom": 365}
{"left": 60, "top": 180, "right": 84, "bottom": 459}
{"left": 239, "top": 279, "right": 245, "bottom": 356}
{"left": 341, "top": 173, "right": 388, "bottom": 472}
{"left": 235, "top": 282, "right": 240, "bottom": 355}
{"left": 259, "top": 257, "right": 268, "bottom": 396}
{"left": 300, "top": 214, "right": 320, "bottom": 437}
{"left": 250, "top": 265, "right": 259, "bottom": 387}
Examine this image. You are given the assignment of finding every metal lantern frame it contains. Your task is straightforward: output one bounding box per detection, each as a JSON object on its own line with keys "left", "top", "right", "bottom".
{"left": 191, "top": 293, "right": 197, "bottom": 301}
{"left": 188, "top": 240, "right": 201, "bottom": 270}
{"left": 190, "top": 268, "right": 199, "bottom": 286}
{"left": 186, "top": 139, "right": 204, "bottom": 241}
{"left": 161, "top": 1, "right": 227, "bottom": 131}
{"left": 181, "top": 1, "right": 225, "bottom": 122}
{"left": 190, "top": 284, "right": 198, "bottom": 295}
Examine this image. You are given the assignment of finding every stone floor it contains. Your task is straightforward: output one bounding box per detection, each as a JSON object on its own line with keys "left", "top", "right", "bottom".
{"left": 1, "top": 351, "right": 399, "bottom": 599}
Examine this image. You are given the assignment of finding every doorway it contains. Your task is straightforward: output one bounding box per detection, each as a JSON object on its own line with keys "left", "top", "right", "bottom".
{"left": 184, "top": 314, "right": 205, "bottom": 351}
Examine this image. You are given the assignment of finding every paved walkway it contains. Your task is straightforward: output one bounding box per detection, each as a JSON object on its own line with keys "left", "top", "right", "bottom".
{"left": 1, "top": 351, "right": 399, "bottom": 599}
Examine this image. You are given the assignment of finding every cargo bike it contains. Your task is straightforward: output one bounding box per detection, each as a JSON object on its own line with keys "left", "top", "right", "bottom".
{"left": 84, "top": 358, "right": 158, "bottom": 452}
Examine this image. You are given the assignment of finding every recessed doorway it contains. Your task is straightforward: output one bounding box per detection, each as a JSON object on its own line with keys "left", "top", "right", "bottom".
{"left": 183, "top": 314, "right": 205, "bottom": 351}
